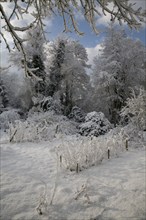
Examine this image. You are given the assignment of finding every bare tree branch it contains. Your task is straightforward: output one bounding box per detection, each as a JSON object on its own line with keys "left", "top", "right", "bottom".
{"left": 0, "top": 31, "right": 11, "bottom": 52}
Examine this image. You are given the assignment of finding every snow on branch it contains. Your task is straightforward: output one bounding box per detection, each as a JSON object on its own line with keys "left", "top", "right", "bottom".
{"left": 0, "top": 3, "right": 40, "bottom": 79}
{"left": 1, "top": 1, "right": 145, "bottom": 44}
{"left": 120, "top": 87, "right": 146, "bottom": 130}
{"left": 0, "top": 0, "right": 145, "bottom": 78}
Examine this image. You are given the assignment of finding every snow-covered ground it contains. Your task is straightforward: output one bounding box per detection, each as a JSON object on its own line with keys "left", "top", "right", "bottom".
{"left": 0, "top": 139, "right": 146, "bottom": 220}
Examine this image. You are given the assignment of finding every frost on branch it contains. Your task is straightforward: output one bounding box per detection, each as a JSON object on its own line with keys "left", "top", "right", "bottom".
{"left": 79, "top": 111, "right": 112, "bottom": 137}
{"left": 120, "top": 88, "right": 146, "bottom": 131}
{"left": 31, "top": 96, "right": 62, "bottom": 114}
{"left": 1, "top": 0, "right": 145, "bottom": 76}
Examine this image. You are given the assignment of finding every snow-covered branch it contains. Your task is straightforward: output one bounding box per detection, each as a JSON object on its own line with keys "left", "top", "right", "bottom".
{"left": 1, "top": 1, "right": 145, "bottom": 48}
{"left": 0, "top": 0, "right": 145, "bottom": 79}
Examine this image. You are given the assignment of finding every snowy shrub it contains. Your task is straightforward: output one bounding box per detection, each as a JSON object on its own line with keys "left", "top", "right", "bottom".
{"left": 0, "top": 79, "right": 9, "bottom": 113}
{"left": 32, "top": 95, "right": 62, "bottom": 114}
{"left": 79, "top": 111, "right": 112, "bottom": 137}
{"left": 9, "top": 120, "right": 38, "bottom": 142}
{"left": 40, "top": 96, "right": 54, "bottom": 111}
{"left": 120, "top": 123, "right": 146, "bottom": 147}
{"left": 68, "top": 106, "right": 86, "bottom": 122}
{"left": 9, "top": 111, "right": 78, "bottom": 142}
{"left": 57, "top": 129, "right": 126, "bottom": 172}
{"left": 41, "top": 96, "right": 62, "bottom": 114}
{"left": 0, "top": 109, "right": 20, "bottom": 130}
{"left": 120, "top": 88, "right": 146, "bottom": 131}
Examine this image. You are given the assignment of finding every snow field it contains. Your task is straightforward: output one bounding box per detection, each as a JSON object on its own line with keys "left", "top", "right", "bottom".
{"left": 0, "top": 136, "right": 146, "bottom": 220}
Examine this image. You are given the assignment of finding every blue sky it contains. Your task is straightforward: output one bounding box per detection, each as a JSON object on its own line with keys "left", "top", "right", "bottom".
{"left": 44, "top": 2, "right": 146, "bottom": 65}
{"left": 44, "top": 0, "right": 146, "bottom": 48}
{"left": 46, "top": 15, "right": 146, "bottom": 48}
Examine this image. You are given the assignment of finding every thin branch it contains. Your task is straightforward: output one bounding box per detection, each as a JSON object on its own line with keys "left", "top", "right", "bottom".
{"left": 12, "top": 21, "right": 36, "bottom": 32}
{"left": 8, "top": 0, "right": 17, "bottom": 21}
{"left": 0, "top": 0, "right": 145, "bottom": 79}
{"left": 0, "top": 31, "right": 11, "bottom": 52}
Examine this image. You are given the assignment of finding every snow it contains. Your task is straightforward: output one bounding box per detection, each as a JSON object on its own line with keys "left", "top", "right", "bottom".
{"left": 79, "top": 111, "right": 112, "bottom": 137}
{"left": 7, "top": 112, "right": 78, "bottom": 142}
{"left": 0, "top": 109, "right": 20, "bottom": 130}
{"left": 0, "top": 138, "right": 146, "bottom": 220}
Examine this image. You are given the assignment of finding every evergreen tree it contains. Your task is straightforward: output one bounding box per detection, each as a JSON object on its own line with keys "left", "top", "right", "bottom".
{"left": 60, "top": 80, "right": 73, "bottom": 116}
{"left": 60, "top": 40, "right": 90, "bottom": 115}
{"left": 29, "top": 54, "right": 46, "bottom": 95}
{"left": 25, "top": 26, "right": 47, "bottom": 95}
{"left": 47, "top": 39, "right": 65, "bottom": 96}
{"left": 45, "top": 37, "right": 90, "bottom": 115}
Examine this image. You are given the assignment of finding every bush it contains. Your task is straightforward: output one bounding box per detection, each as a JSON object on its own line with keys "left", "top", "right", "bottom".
{"left": 120, "top": 88, "right": 146, "bottom": 131}
{"left": 32, "top": 96, "right": 62, "bottom": 114}
{"left": 0, "top": 79, "right": 9, "bottom": 113}
{"left": 68, "top": 106, "right": 86, "bottom": 122}
{"left": 79, "top": 111, "right": 112, "bottom": 137}
{"left": 0, "top": 109, "right": 20, "bottom": 130}
{"left": 8, "top": 111, "right": 78, "bottom": 142}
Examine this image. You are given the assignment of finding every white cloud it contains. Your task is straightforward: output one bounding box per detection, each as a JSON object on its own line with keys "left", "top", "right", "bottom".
{"left": 86, "top": 44, "right": 102, "bottom": 65}
{"left": 85, "top": 44, "right": 102, "bottom": 75}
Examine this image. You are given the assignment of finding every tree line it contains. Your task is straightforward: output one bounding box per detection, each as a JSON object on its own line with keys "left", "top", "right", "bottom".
{"left": 1, "top": 24, "right": 145, "bottom": 126}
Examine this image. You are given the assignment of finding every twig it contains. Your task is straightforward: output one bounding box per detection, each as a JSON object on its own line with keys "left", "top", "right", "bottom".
{"left": 10, "top": 129, "right": 17, "bottom": 142}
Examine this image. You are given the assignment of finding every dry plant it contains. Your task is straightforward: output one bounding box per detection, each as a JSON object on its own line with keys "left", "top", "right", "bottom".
{"left": 36, "top": 184, "right": 48, "bottom": 215}
{"left": 74, "top": 183, "right": 91, "bottom": 204}
{"left": 57, "top": 129, "right": 128, "bottom": 172}
{"left": 36, "top": 157, "right": 60, "bottom": 215}
{"left": 50, "top": 152, "right": 60, "bottom": 205}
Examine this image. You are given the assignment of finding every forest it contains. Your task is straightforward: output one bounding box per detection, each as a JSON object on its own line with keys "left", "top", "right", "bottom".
{"left": 0, "top": 24, "right": 146, "bottom": 140}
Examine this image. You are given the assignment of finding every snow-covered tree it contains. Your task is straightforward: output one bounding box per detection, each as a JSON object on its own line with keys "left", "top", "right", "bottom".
{"left": 79, "top": 111, "right": 112, "bottom": 137}
{"left": 45, "top": 38, "right": 66, "bottom": 97}
{"left": 24, "top": 26, "right": 47, "bottom": 95}
{"left": 1, "top": 69, "right": 33, "bottom": 112}
{"left": 92, "top": 25, "right": 146, "bottom": 124}
{"left": 120, "top": 87, "right": 146, "bottom": 130}
{"left": 45, "top": 37, "right": 90, "bottom": 115}
{"left": 0, "top": 78, "right": 9, "bottom": 113}
{"left": 60, "top": 40, "right": 90, "bottom": 112}
{"left": 1, "top": 1, "right": 145, "bottom": 57}
{"left": 10, "top": 26, "right": 47, "bottom": 96}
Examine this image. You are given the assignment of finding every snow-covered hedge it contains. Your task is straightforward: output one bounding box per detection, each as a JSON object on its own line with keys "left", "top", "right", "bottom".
{"left": 0, "top": 109, "right": 20, "bottom": 130}
{"left": 79, "top": 111, "right": 112, "bottom": 137}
